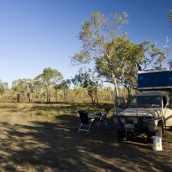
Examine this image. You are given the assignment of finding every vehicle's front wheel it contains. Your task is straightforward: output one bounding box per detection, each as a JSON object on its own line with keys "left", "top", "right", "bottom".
{"left": 118, "top": 131, "right": 126, "bottom": 141}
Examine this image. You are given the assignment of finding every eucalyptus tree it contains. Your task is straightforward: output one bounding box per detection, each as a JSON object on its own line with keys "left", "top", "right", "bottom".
{"left": 71, "top": 67, "right": 102, "bottom": 104}
{"left": 0, "top": 81, "right": 9, "bottom": 104}
{"left": 0, "top": 80, "right": 9, "bottom": 102}
{"left": 71, "top": 86, "right": 86, "bottom": 103}
{"left": 0, "top": 81, "right": 5, "bottom": 95}
{"left": 54, "top": 79, "right": 71, "bottom": 103}
{"left": 34, "top": 67, "right": 63, "bottom": 103}
{"left": 12, "top": 78, "right": 31, "bottom": 102}
{"left": 25, "top": 80, "right": 36, "bottom": 102}
{"left": 71, "top": 11, "right": 167, "bottom": 98}
{"left": 96, "top": 36, "right": 167, "bottom": 95}
{"left": 71, "top": 11, "right": 129, "bottom": 96}
{"left": 95, "top": 36, "right": 145, "bottom": 94}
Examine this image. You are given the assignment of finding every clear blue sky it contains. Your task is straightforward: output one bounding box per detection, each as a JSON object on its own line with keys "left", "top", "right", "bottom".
{"left": 0, "top": 0, "right": 172, "bottom": 88}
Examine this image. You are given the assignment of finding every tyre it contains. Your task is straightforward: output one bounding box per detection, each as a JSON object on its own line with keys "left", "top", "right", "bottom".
{"left": 118, "top": 131, "right": 126, "bottom": 141}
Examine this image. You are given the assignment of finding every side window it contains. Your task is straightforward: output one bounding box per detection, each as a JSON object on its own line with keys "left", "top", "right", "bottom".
{"left": 130, "top": 97, "right": 137, "bottom": 108}
{"left": 163, "top": 96, "right": 167, "bottom": 108}
{"left": 170, "top": 97, "right": 172, "bottom": 104}
{"left": 169, "top": 96, "right": 172, "bottom": 108}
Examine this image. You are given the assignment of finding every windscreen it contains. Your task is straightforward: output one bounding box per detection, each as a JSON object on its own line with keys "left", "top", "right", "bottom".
{"left": 130, "top": 95, "right": 162, "bottom": 108}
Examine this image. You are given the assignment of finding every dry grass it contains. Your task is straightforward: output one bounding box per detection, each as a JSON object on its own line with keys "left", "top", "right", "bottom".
{"left": 0, "top": 102, "right": 171, "bottom": 172}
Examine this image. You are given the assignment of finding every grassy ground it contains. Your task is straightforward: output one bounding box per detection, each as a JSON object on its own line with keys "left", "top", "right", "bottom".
{"left": 0, "top": 102, "right": 172, "bottom": 172}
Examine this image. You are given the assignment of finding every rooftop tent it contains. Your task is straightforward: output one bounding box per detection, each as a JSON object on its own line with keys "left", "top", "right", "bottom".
{"left": 138, "top": 69, "right": 172, "bottom": 90}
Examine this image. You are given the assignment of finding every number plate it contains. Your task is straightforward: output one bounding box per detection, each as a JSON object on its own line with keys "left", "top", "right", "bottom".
{"left": 124, "top": 124, "right": 134, "bottom": 128}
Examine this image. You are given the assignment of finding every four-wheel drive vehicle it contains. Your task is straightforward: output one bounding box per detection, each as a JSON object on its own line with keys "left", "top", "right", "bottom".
{"left": 115, "top": 69, "right": 172, "bottom": 141}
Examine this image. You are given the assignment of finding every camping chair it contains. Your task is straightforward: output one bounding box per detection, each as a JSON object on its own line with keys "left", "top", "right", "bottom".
{"left": 97, "top": 116, "right": 107, "bottom": 128}
{"left": 78, "top": 111, "right": 94, "bottom": 134}
{"left": 94, "top": 112, "right": 108, "bottom": 128}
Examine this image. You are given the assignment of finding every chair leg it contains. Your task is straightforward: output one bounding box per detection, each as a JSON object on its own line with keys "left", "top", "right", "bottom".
{"left": 104, "top": 120, "right": 107, "bottom": 125}
{"left": 87, "top": 125, "right": 91, "bottom": 134}
{"left": 97, "top": 119, "right": 107, "bottom": 128}
{"left": 78, "top": 124, "right": 92, "bottom": 134}
{"left": 98, "top": 121, "right": 100, "bottom": 128}
{"left": 94, "top": 120, "right": 100, "bottom": 128}
{"left": 78, "top": 124, "right": 82, "bottom": 133}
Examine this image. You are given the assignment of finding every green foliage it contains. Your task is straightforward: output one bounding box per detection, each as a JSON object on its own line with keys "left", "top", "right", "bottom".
{"left": 169, "top": 9, "right": 172, "bottom": 24}
{"left": 72, "top": 11, "right": 167, "bottom": 97}
{"left": 168, "top": 60, "right": 172, "bottom": 70}
{"left": 0, "top": 84, "right": 4, "bottom": 94}
{"left": 35, "top": 67, "right": 63, "bottom": 84}
{"left": 71, "top": 11, "right": 129, "bottom": 96}
{"left": 34, "top": 67, "right": 63, "bottom": 103}
{"left": 55, "top": 79, "right": 71, "bottom": 90}
{"left": 54, "top": 79, "right": 71, "bottom": 103}
{"left": 11, "top": 78, "right": 36, "bottom": 102}
{"left": 71, "top": 11, "right": 129, "bottom": 65}
{"left": 71, "top": 67, "right": 102, "bottom": 104}
{"left": 95, "top": 36, "right": 145, "bottom": 92}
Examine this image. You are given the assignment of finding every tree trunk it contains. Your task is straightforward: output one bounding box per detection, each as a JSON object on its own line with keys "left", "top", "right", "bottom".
{"left": 88, "top": 94, "right": 94, "bottom": 104}
{"left": 63, "top": 88, "right": 68, "bottom": 103}
{"left": 111, "top": 72, "right": 119, "bottom": 117}
{"left": 56, "top": 89, "right": 57, "bottom": 102}
{"left": 95, "top": 89, "right": 98, "bottom": 104}
{"left": 112, "top": 72, "right": 119, "bottom": 97}
{"left": 47, "top": 92, "right": 50, "bottom": 103}
{"left": 17, "top": 93, "right": 20, "bottom": 103}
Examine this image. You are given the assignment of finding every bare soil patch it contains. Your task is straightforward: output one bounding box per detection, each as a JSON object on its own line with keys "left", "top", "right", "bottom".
{"left": 0, "top": 103, "right": 172, "bottom": 172}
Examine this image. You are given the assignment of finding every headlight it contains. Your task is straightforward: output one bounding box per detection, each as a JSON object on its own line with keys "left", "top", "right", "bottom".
{"left": 133, "top": 118, "right": 138, "bottom": 124}
{"left": 121, "top": 117, "right": 125, "bottom": 123}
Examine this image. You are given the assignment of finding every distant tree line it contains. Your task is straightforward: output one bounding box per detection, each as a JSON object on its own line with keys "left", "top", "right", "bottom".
{"left": 0, "top": 76, "right": 134, "bottom": 104}
{"left": 0, "top": 66, "right": 136, "bottom": 104}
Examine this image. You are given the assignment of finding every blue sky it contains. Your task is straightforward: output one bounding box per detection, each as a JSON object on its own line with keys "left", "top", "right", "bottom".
{"left": 0, "top": 0, "right": 172, "bottom": 88}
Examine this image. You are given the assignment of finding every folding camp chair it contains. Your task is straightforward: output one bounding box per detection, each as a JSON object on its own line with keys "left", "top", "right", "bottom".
{"left": 78, "top": 111, "right": 94, "bottom": 134}
{"left": 96, "top": 116, "right": 107, "bottom": 128}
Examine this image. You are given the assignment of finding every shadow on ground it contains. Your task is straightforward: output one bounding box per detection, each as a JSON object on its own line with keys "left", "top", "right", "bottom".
{"left": 0, "top": 106, "right": 172, "bottom": 171}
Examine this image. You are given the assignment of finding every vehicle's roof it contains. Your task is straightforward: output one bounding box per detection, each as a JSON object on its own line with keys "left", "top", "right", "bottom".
{"left": 134, "top": 91, "right": 168, "bottom": 96}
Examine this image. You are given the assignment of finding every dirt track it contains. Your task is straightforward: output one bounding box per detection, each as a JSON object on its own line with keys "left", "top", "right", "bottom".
{"left": 0, "top": 103, "right": 172, "bottom": 172}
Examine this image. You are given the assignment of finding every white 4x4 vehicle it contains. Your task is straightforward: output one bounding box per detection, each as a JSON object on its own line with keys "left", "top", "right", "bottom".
{"left": 115, "top": 69, "right": 172, "bottom": 141}
{"left": 116, "top": 91, "right": 172, "bottom": 141}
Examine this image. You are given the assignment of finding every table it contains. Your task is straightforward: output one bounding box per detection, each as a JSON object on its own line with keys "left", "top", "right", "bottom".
{"left": 76, "top": 114, "right": 101, "bottom": 119}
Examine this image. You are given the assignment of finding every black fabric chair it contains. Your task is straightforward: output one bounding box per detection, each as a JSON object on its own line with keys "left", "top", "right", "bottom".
{"left": 78, "top": 111, "right": 94, "bottom": 134}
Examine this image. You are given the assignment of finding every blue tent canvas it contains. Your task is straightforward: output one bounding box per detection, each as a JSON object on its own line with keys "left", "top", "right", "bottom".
{"left": 138, "top": 70, "right": 172, "bottom": 89}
